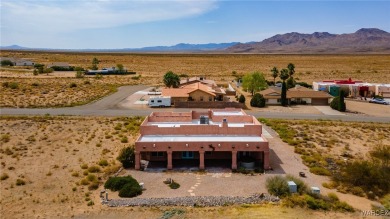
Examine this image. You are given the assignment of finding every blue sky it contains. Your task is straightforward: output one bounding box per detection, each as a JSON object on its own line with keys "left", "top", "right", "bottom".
{"left": 1, "top": 0, "right": 389, "bottom": 49}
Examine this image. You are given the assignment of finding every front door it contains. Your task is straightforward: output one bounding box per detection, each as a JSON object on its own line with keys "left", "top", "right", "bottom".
{"left": 182, "top": 151, "right": 194, "bottom": 159}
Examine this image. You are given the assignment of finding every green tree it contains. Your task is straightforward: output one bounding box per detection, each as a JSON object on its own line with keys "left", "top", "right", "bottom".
{"left": 117, "top": 146, "right": 135, "bottom": 168}
{"left": 116, "top": 64, "right": 124, "bottom": 73}
{"left": 75, "top": 70, "right": 85, "bottom": 78}
{"left": 242, "top": 72, "right": 268, "bottom": 96}
{"left": 271, "top": 67, "right": 279, "bottom": 85}
{"left": 280, "top": 69, "right": 289, "bottom": 106}
{"left": 1, "top": 60, "right": 14, "bottom": 66}
{"left": 163, "top": 71, "right": 180, "bottom": 88}
{"left": 250, "top": 93, "right": 266, "bottom": 107}
{"left": 91, "top": 57, "right": 99, "bottom": 70}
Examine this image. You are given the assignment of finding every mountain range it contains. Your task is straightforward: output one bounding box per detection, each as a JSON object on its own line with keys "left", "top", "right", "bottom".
{"left": 227, "top": 28, "right": 390, "bottom": 53}
{"left": 1, "top": 28, "right": 389, "bottom": 53}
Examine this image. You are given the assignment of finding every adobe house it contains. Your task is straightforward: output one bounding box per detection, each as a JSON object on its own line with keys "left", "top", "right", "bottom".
{"left": 134, "top": 108, "right": 270, "bottom": 170}
{"left": 260, "top": 86, "right": 332, "bottom": 105}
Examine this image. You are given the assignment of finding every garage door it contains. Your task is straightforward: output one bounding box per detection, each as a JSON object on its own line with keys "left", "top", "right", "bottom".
{"left": 311, "top": 98, "right": 329, "bottom": 105}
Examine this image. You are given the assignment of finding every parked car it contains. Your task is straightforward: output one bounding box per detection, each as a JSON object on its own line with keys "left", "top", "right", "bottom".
{"left": 369, "top": 98, "right": 389, "bottom": 105}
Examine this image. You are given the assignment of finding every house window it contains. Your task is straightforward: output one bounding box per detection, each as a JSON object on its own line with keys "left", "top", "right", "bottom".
{"left": 277, "top": 99, "right": 281, "bottom": 103}
{"left": 182, "top": 151, "right": 194, "bottom": 159}
{"left": 209, "top": 97, "right": 212, "bottom": 101}
{"left": 200, "top": 96, "right": 204, "bottom": 101}
{"left": 151, "top": 152, "right": 164, "bottom": 157}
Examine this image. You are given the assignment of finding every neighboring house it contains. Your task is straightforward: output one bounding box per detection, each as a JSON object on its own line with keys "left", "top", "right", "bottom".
{"left": 0, "top": 57, "right": 34, "bottom": 66}
{"left": 47, "top": 62, "right": 70, "bottom": 69}
{"left": 260, "top": 86, "right": 332, "bottom": 105}
{"left": 134, "top": 108, "right": 270, "bottom": 170}
{"left": 180, "top": 77, "right": 228, "bottom": 100}
{"left": 162, "top": 82, "right": 223, "bottom": 104}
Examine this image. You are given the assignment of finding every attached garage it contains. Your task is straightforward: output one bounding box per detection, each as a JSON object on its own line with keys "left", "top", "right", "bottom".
{"left": 311, "top": 98, "right": 329, "bottom": 105}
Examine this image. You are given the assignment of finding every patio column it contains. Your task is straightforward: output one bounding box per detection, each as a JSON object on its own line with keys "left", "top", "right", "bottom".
{"left": 167, "top": 151, "right": 172, "bottom": 170}
{"left": 263, "top": 150, "right": 270, "bottom": 170}
{"left": 135, "top": 151, "right": 141, "bottom": 170}
{"left": 199, "top": 151, "right": 205, "bottom": 170}
{"left": 231, "top": 151, "right": 237, "bottom": 170}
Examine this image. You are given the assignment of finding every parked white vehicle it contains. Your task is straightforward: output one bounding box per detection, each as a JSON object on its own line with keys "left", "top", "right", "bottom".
{"left": 148, "top": 96, "right": 171, "bottom": 107}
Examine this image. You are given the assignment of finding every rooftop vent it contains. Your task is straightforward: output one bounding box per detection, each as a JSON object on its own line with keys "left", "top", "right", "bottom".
{"left": 200, "top": 116, "right": 209, "bottom": 124}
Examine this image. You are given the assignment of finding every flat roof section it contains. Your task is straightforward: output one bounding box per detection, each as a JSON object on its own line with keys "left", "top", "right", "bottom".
{"left": 138, "top": 135, "right": 265, "bottom": 142}
{"left": 212, "top": 111, "right": 244, "bottom": 116}
{"left": 148, "top": 120, "right": 253, "bottom": 128}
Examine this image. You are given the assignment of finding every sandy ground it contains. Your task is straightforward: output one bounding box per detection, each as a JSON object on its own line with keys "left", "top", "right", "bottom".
{"left": 0, "top": 116, "right": 385, "bottom": 218}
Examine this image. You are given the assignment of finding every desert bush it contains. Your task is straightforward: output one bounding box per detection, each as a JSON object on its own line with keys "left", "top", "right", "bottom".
{"left": 16, "top": 178, "right": 26, "bottom": 186}
{"left": 238, "top": 94, "right": 246, "bottom": 103}
{"left": 1, "top": 60, "right": 14, "bottom": 66}
{"left": 3, "top": 82, "right": 19, "bottom": 89}
{"left": 86, "top": 174, "right": 97, "bottom": 182}
{"left": 266, "top": 176, "right": 290, "bottom": 197}
{"left": 350, "top": 186, "right": 365, "bottom": 197}
{"left": 1, "top": 173, "right": 9, "bottom": 180}
{"left": 1, "top": 134, "right": 10, "bottom": 143}
{"left": 87, "top": 165, "right": 101, "bottom": 173}
{"left": 310, "top": 167, "right": 331, "bottom": 176}
{"left": 69, "top": 83, "right": 77, "bottom": 88}
{"left": 75, "top": 71, "right": 85, "bottom": 78}
{"left": 103, "top": 164, "right": 121, "bottom": 176}
{"left": 80, "top": 178, "right": 89, "bottom": 185}
{"left": 380, "top": 194, "right": 390, "bottom": 210}
{"left": 118, "top": 183, "right": 142, "bottom": 197}
{"left": 104, "top": 176, "right": 142, "bottom": 198}
{"left": 120, "top": 137, "right": 128, "bottom": 143}
{"left": 117, "top": 146, "right": 135, "bottom": 168}
{"left": 285, "top": 175, "right": 308, "bottom": 194}
{"left": 71, "top": 172, "right": 79, "bottom": 177}
{"left": 98, "top": 159, "right": 109, "bottom": 166}
{"left": 88, "top": 181, "right": 99, "bottom": 191}
{"left": 250, "top": 93, "right": 266, "bottom": 107}
{"left": 80, "top": 164, "right": 88, "bottom": 169}
{"left": 169, "top": 181, "right": 180, "bottom": 189}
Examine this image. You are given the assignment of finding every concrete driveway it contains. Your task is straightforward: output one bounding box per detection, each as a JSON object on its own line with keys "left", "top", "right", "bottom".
{"left": 314, "top": 106, "right": 345, "bottom": 115}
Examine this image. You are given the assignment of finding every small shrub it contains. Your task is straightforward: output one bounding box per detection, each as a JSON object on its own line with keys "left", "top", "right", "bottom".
{"left": 71, "top": 172, "right": 79, "bottom": 177}
{"left": 350, "top": 186, "right": 365, "bottom": 197}
{"left": 88, "top": 165, "right": 101, "bottom": 173}
{"left": 1, "top": 134, "right": 10, "bottom": 143}
{"left": 80, "top": 178, "right": 89, "bottom": 185}
{"left": 87, "top": 200, "right": 94, "bottom": 206}
{"left": 120, "top": 137, "right": 128, "bottom": 143}
{"left": 16, "top": 178, "right": 26, "bottom": 186}
{"left": 169, "top": 181, "right": 180, "bottom": 189}
{"left": 266, "top": 176, "right": 290, "bottom": 197}
{"left": 1, "top": 173, "right": 9, "bottom": 180}
{"left": 9, "top": 82, "right": 19, "bottom": 89}
{"left": 327, "top": 193, "right": 339, "bottom": 202}
{"left": 80, "top": 164, "right": 88, "bottom": 169}
{"left": 98, "top": 159, "right": 109, "bottom": 167}
{"left": 105, "top": 176, "right": 142, "bottom": 198}
{"left": 86, "top": 174, "right": 97, "bottom": 182}
{"left": 88, "top": 181, "right": 99, "bottom": 190}
{"left": 309, "top": 167, "right": 331, "bottom": 176}
{"left": 69, "top": 83, "right": 77, "bottom": 88}
{"left": 250, "top": 93, "right": 266, "bottom": 107}
{"left": 238, "top": 94, "right": 246, "bottom": 103}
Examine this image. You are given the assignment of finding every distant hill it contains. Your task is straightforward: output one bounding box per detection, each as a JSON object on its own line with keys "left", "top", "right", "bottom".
{"left": 0, "top": 42, "right": 239, "bottom": 52}
{"left": 226, "top": 28, "right": 390, "bottom": 53}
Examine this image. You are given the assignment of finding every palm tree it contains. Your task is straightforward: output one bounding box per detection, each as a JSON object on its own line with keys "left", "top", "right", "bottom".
{"left": 163, "top": 71, "right": 180, "bottom": 88}
{"left": 280, "top": 69, "right": 289, "bottom": 106}
{"left": 280, "top": 68, "right": 289, "bottom": 81}
{"left": 271, "top": 67, "right": 279, "bottom": 85}
{"left": 287, "top": 63, "right": 295, "bottom": 77}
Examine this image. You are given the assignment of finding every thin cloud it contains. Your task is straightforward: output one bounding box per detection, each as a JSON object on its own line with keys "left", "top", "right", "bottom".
{"left": 1, "top": 0, "right": 218, "bottom": 32}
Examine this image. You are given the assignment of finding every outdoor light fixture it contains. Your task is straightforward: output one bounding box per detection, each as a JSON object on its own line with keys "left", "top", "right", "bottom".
{"left": 246, "top": 144, "right": 249, "bottom": 147}
{"left": 153, "top": 144, "right": 156, "bottom": 148}
{"left": 186, "top": 144, "right": 188, "bottom": 147}
{"left": 218, "top": 144, "right": 221, "bottom": 147}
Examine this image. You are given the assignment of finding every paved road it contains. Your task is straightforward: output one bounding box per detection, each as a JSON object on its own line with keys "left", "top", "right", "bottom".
{"left": 1, "top": 85, "right": 389, "bottom": 123}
